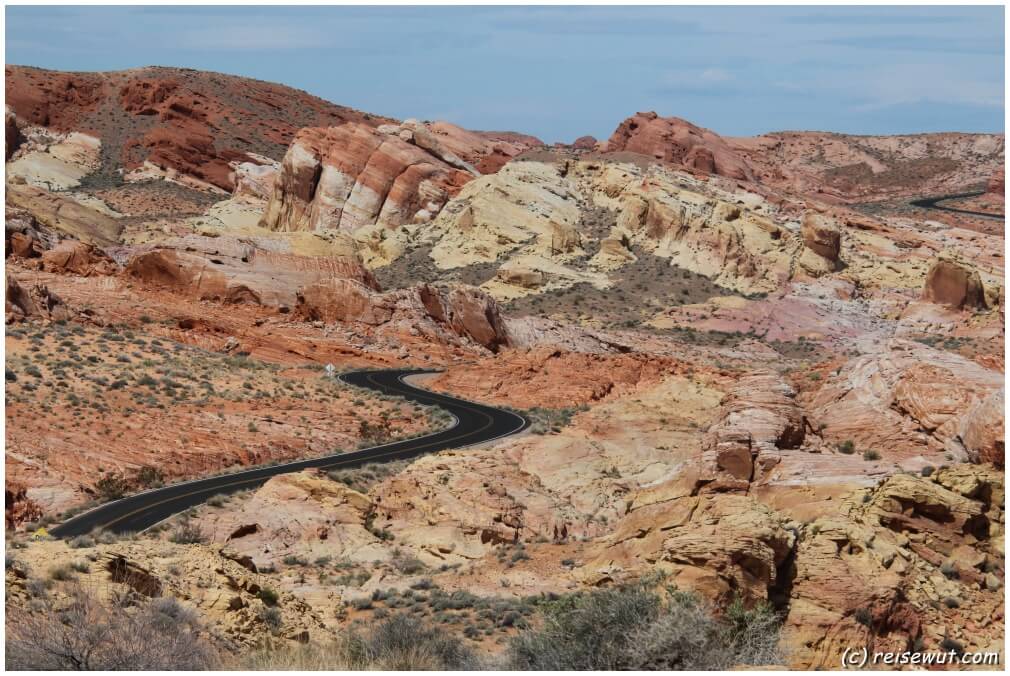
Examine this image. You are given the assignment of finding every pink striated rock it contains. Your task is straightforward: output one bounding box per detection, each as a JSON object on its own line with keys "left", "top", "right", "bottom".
{"left": 602, "top": 111, "right": 754, "bottom": 180}
{"left": 260, "top": 122, "right": 497, "bottom": 233}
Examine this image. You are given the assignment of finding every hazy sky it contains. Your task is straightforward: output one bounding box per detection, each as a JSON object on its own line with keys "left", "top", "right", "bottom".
{"left": 5, "top": 5, "right": 1004, "bottom": 142}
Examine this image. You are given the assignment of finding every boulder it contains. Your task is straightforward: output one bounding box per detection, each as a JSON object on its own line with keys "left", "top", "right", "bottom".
{"left": 5, "top": 273, "right": 72, "bottom": 322}
{"left": 801, "top": 211, "right": 841, "bottom": 262}
{"left": 959, "top": 389, "right": 1004, "bottom": 467}
{"left": 496, "top": 264, "right": 544, "bottom": 289}
{"left": 921, "top": 258, "right": 987, "bottom": 309}
{"left": 40, "top": 239, "right": 117, "bottom": 276}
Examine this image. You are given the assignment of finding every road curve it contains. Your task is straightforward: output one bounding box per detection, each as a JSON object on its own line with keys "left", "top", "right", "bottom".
{"left": 51, "top": 369, "right": 528, "bottom": 537}
{"left": 910, "top": 191, "right": 1004, "bottom": 220}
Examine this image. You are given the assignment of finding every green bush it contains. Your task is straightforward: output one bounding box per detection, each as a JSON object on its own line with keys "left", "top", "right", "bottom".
{"left": 258, "top": 588, "right": 280, "bottom": 606}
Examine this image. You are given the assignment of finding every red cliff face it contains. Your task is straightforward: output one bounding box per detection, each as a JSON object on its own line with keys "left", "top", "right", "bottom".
{"left": 5, "top": 65, "right": 390, "bottom": 191}
{"left": 602, "top": 111, "right": 754, "bottom": 181}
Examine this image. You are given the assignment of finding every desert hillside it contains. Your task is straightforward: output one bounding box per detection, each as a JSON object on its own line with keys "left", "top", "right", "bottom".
{"left": 5, "top": 66, "right": 1004, "bottom": 670}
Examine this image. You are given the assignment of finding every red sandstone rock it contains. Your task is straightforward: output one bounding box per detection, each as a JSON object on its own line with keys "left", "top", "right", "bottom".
{"left": 295, "top": 281, "right": 511, "bottom": 353}
{"left": 40, "top": 240, "right": 117, "bottom": 276}
{"left": 602, "top": 111, "right": 754, "bottom": 180}
{"left": 921, "top": 258, "right": 987, "bottom": 309}
{"left": 125, "top": 236, "right": 378, "bottom": 310}
{"left": 5, "top": 273, "right": 72, "bottom": 322}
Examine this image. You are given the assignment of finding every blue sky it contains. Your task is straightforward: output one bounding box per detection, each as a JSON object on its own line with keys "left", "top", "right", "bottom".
{"left": 5, "top": 5, "right": 1004, "bottom": 142}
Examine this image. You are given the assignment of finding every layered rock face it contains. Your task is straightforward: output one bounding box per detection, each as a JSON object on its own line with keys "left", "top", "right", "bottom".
{"left": 260, "top": 123, "right": 475, "bottom": 233}
{"left": 784, "top": 466, "right": 1004, "bottom": 668}
{"left": 804, "top": 340, "right": 1003, "bottom": 462}
{"left": 921, "top": 257, "right": 988, "bottom": 309}
{"left": 602, "top": 111, "right": 754, "bottom": 181}
{"left": 125, "top": 235, "right": 379, "bottom": 310}
{"left": 701, "top": 371, "right": 805, "bottom": 489}
{"left": 295, "top": 280, "right": 511, "bottom": 352}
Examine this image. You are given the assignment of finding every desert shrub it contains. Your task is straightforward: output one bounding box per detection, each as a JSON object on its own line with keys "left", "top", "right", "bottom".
{"left": 344, "top": 614, "right": 478, "bottom": 669}
{"left": 258, "top": 606, "right": 283, "bottom": 633}
{"left": 69, "top": 535, "right": 96, "bottom": 549}
{"left": 49, "top": 565, "right": 76, "bottom": 581}
{"left": 132, "top": 465, "right": 165, "bottom": 488}
{"left": 168, "top": 518, "right": 206, "bottom": 545}
{"left": 837, "top": 440, "right": 855, "bottom": 455}
{"left": 940, "top": 561, "right": 960, "bottom": 580}
{"left": 392, "top": 552, "right": 425, "bottom": 575}
{"left": 505, "top": 582, "right": 782, "bottom": 670}
{"left": 258, "top": 587, "right": 279, "bottom": 606}
{"left": 863, "top": 450, "right": 881, "bottom": 461}
{"left": 5, "top": 584, "right": 216, "bottom": 669}
{"left": 239, "top": 614, "right": 477, "bottom": 669}
{"left": 94, "top": 472, "right": 130, "bottom": 501}
{"left": 69, "top": 561, "right": 90, "bottom": 574}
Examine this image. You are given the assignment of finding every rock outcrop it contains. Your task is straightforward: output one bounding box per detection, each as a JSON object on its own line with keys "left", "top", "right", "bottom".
{"left": 799, "top": 211, "right": 841, "bottom": 274}
{"left": 40, "top": 239, "right": 117, "bottom": 276}
{"left": 921, "top": 257, "right": 988, "bottom": 309}
{"left": 784, "top": 466, "right": 1004, "bottom": 668}
{"left": 959, "top": 389, "right": 1004, "bottom": 467}
{"left": 125, "top": 235, "right": 378, "bottom": 310}
{"left": 295, "top": 281, "right": 511, "bottom": 352}
{"left": 6, "top": 65, "right": 387, "bottom": 191}
{"left": 701, "top": 372, "right": 805, "bottom": 489}
{"left": 260, "top": 123, "right": 475, "bottom": 233}
{"left": 602, "top": 111, "right": 754, "bottom": 181}
{"left": 804, "top": 340, "right": 1003, "bottom": 461}
{"left": 5, "top": 106, "right": 23, "bottom": 160}
{"left": 5, "top": 182, "right": 123, "bottom": 246}
{"left": 5, "top": 273, "right": 72, "bottom": 322}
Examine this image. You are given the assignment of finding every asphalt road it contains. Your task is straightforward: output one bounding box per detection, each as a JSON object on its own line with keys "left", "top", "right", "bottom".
{"left": 50, "top": 369, "right": 529, "bottom": 537}
{"left": 909, "top": 191, "right": 1004, "bottom": 220}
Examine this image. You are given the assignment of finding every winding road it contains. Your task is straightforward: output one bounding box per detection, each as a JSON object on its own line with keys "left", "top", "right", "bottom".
{"left": 51, "top": 369, "right": 529, "bottom": 538}
{"left": 910, "top": 190, "right": 1004, "bottom": 220}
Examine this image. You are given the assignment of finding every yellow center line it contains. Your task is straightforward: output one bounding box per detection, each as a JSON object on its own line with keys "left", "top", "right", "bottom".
{"left": 94, "top": 373, "right": 497, "bottom": 531}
